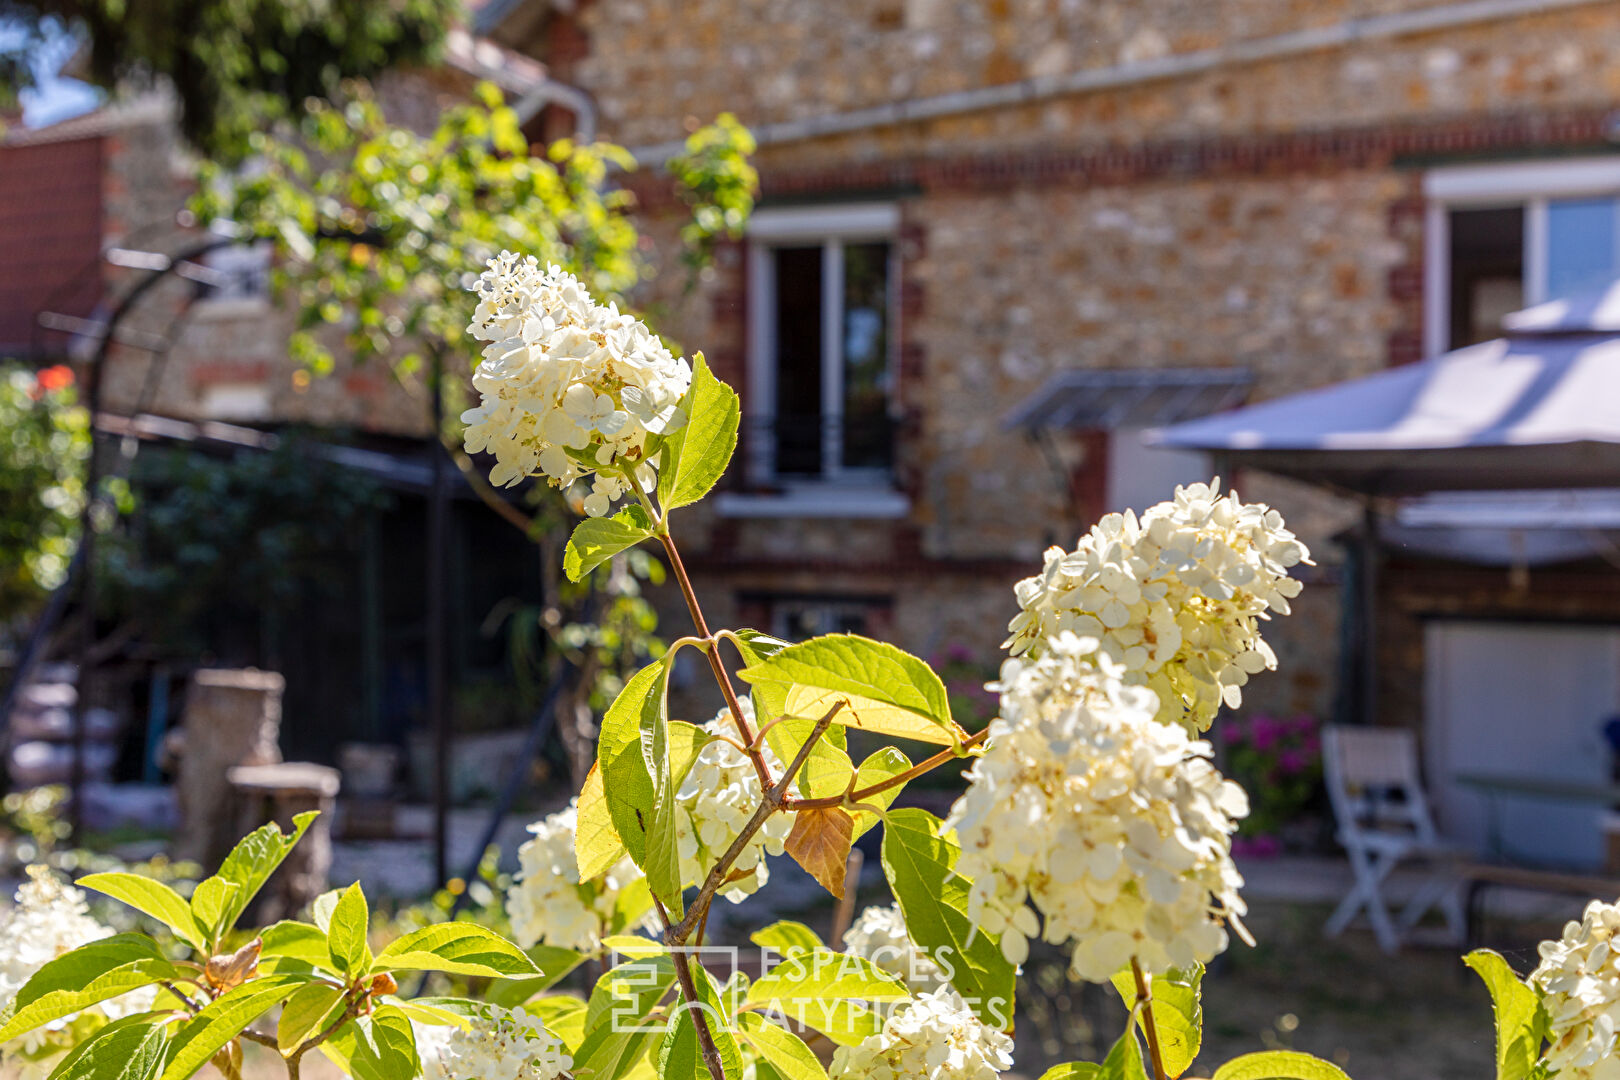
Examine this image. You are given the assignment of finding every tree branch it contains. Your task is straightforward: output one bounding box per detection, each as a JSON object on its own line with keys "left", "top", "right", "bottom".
{"left": 788, "top": 727, "right": 990, "bottom": 811}
{"left": 1131, "top": 957, "right": 1169, "bottom": 1080}
{"left": 654, "top": 896, "right": 729, "bottom": 1080}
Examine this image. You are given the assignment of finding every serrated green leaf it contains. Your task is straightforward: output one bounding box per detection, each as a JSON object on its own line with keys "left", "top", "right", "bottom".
{"left": 750, "top": 922, "right": 824, "bottom": 957}
{"left": 659, "top": 962, "right": 743, "bottom": 1080}
{"left": 1211, "top": 1052, "right": 1353, "bottom": 1080}
{"left": 258, "top": 921, "right": 330, "bottom": 972}
{"left": 738, "top": 1012, "right": 826, "bottom": 1080}
{"left": 311, "top": 889, "right": 341, "bottom": 934}
{"left": 1098, "top": 1026, "right": 1149, "bottom": 1080}
{"left": 880, "top": 808, "right": 1015, "bottom": 1028}
{"left": 738, "top": 635, "right": 960, "bottom": 746}
{"left": 578, "top": 763, "right": 630, "bottom": 880}
{"left": 1465, "top": 950, "right": 1545, "bottom": 1080}
{"left": 76, "top": 874, "right": 207, "bottom": 951}
{"left": 746, "top": 947, "right": 911, "bottom": 1005}
{"left": 657, "top": 353, "right": 739, "bottom": 514}
{"left": 388, "top": 998, "right": 474, "bottom": 1031}
{"left": 278, "top": 983, "right": 344, "bottom": 1051}
{"left": 573, "top": 1024, "right": 655, "bottom": 1080}
{"left": 0, "top": 936, "right": 183, "bottom": 1044}
{"left": 784, "top": 999, "right": 880, "bottom": 1048}
{"left": 373, "top": 922, "right": 539, "bottom": 978}
{"left": 43, "top": 1013, "right": 169, "bottom": 1080}
{"left": 849, "top": 747, "right": 910, "bottom": 839}
{"left": 584, "top": 956, "right": 676, "bottom": 1036}
{"left": 326, "top": 883, "right": 372, "bottom": 977}
{"left": 1039, "top": 1065, "right": 1103, "bottom": 1080}
{"left": 485, "top": 945, "right": 589, "bottom": 1009}
{"left": 598, "top": 662, "right": 668, "bottom": 869}
{"left": 613, "top": 877, "right": 655, "bottom": 937}
{"left": 188, "top": 877, "right": 239, "bottom": 941}
{"left": 1109, "top": 966, "right": 1202, "bottom": 1079}
{"left": 215, "top": 811, "right": 319, "bottom": 931}
{"left": 161, "top": 975, "right": 309, "bottom": 1080}
{"left": 565, "top": 506, "right": 654, "bottom": 583}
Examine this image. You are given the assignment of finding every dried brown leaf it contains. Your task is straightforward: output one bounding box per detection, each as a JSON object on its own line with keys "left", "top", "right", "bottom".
{"left": 785, "top": 806, "right": 855, "bottom": 898}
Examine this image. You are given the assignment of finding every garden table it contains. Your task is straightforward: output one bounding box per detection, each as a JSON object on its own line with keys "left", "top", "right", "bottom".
{"left": 1453, "top": 771, "right": 1620, "bottom": 861}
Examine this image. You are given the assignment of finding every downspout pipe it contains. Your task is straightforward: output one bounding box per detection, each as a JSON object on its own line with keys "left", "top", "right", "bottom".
{"left": 629, "top": 0, "right": 1612, "bottom": 164}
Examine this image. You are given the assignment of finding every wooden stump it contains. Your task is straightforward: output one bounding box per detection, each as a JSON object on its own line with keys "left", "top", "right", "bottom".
{"left": 227, "top": 762, "right": 341, "bottom": 922}
{"left": 175, "top": 668, "right": 284, "bottom": 869}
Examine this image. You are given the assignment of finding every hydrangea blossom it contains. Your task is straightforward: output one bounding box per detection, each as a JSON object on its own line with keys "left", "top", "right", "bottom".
{"left": 1530, "top": 899, "right": 1620, "bottom": 1080}
{"left": 843, "top": 904, "right": 946, "bottom": 992}
{"left": 1005, "top": 480, "right": 1310, "bottom": 733}
{"left": 829, "top": 988, "right": 1013, "bottom": 1080}
{"left": 507, "top": 800, "right": 645, "bottom": 953}
{"left": 0, "top": 867, "right": 154, "bottom": 1079}
{"left": 417, "top": 1004, "right": 573, "bottom": 1080}
{"left": 675, "top": 701, "right": 793, "bottom": 903}
{"left": 945, "top": 634, "right": 1250, "bottom": 981}
{"left": 461, "top": 252, "right": 692, "bottom": 515}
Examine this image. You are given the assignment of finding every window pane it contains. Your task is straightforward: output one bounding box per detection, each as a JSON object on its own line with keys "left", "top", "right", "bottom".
{"left": 841, "top": 241, "right": 892, "bottom": 470}
{"left": 1448, "top": 206, "right": 1523, "bottom": 349}
{"left": 1547, "top": 197, "right": 1619, "bottom": 301}
{"left": 772, "top": 246, "right": 823, "bottom": 475}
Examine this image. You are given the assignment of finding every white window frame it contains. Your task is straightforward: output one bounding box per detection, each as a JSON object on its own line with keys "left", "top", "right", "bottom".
{"left": 1423, "top": 155, "right": 1620, "bottom": 357}
{"left": 744, "top": 202, "right": 901, "bottom": 488}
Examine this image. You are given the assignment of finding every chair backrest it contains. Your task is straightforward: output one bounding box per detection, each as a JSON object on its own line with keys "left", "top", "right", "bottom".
{"left": 1322, "top": 725, "right": 1440, "bottom": 846}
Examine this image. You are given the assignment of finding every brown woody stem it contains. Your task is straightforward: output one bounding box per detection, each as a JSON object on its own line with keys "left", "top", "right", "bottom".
{"left": 654, "top": 896, "right": 729, "bottom": 1080}
{"left": 788, "top": 727, "right": 990, "bottom": 811}
{"left": 1132, "top": 957, "right": 1169, "bottom": 1080}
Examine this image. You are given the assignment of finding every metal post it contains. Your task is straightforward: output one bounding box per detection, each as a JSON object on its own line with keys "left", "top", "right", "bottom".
{"left": 1360, "top": 502, "right": 1381, "bottom": 727}
{"left": 429, "top": 351, "right": 451, "bottom": 885}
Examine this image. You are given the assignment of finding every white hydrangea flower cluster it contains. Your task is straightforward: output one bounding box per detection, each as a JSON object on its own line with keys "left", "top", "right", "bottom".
{"left": 829, "top": 988, "right": 1013, "bottom": 1080}
{"left": 1005, "top": 480, "right": 1310, "bottom": 733}
{"left": 508, "top": 800, "right": 645, "bottom": 953}
{"left": 1530, "top": 899, "right": 1620, "bottom": 1080}
{"left": 675, "top": 701, "right": 793, "bottom": 903}
{"left": 461, "top": 251, "right": 692, "bottom": 515}
{"left": 945, "top": 634, "right": 1250, "bottom": 981}
{"left": 843, "top": 904, "right": 946, "bottom": 992}
{"left": 417, "top": 1004, "right": 573, "bottom": 1080}
{"left": 0, "top": 867, "right": 155, "bottom": 1078}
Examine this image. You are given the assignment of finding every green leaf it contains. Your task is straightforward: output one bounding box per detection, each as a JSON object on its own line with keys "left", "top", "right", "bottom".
{"left": 215, "top": 811, "right": 319, "bottom": 930}
{"left": 849, "top": 748, "right": 911, "bottom": 839}
{"left": 597, "top": 662, "right": 669, "bottom": 869}
{"left": 565, "top": 506, "right": 655, "bottom": 583}
{"left": 485, "top": 945, "right": 589, "bottom": 1009}
{"left": 1098, "top": 1027, "right": 1149, "bottom": 1080}
{"left": 373, "top": 922, "right": 540, "bottom": 978}
{"left": 43, "top": 1013, "right": 169, "bottom": 1080}
{"left": 345, "top": 1005, "right": 418, "bottom": 1080}
{"left": 746, "top": 948, "right": 911, "bottom": 1005}
{"left": 750, "top": 922, "right": 824, "bottom": 957}
{"left": 188, "top": 877, "right": 239, "bottom": 941}
{"left": 312, "top": 889, "right": 342, "bottom": 933}
{"left": 528, "top": 996, "right": 590, "bottom": 1054}
{"left": 326, "top": 882, "right": 372, "bottom": 977}
{"left": 1039, "top": 1065, "right": 1102, "bottom": 1080}
{"left": 659, "top": 963, "right": 743, "bottom": 1080}
{"left": 1109, "top": 966, "right": 1203, "bottom": 1079}
{"left": 584, "top": 956, "right": 676, "bottom": 1036}
{"left": 389, "top": 998, "right": 474, "bottom": 1031}
{"left": 76, "top": 873, "right": 208, "bottom": 951}
{"left": 1465, "top": 950, "right": 1545, "bottom": 1080}
{"left": 788, "top": 999, "right": 881, "bottom": 1048}
{"left": 278, "top": 983, "right": 344, "bottom": 1051}
{"left": 738, "top": 635, "right": 960, "bottom": 746}
{"left": 1211, "top": 1052, "right": 1353, "bottom": 1080}
{"left": 577, "top": 764, "right": 629, "bottom": 881}
{"left": 737, "top": 1012, "right": 827, "bottom": 1080}
{"left": 0, "top": 936, "right": 183, "bottom": 1044}
{"left": 258, "top": 921, "right": 331, "bottom": 972}
{"left": 767, "top": 716, "right": 851, "bottom": 802}
{"left": 573, "top": 1025, "right": 656, "bottom": 1080}
{"left": 657, "top": 353, "right": 739, "bottom": 514}
{"left": 880, "top": 808, "right": 1015, "bottom": 1027}
{"left": 161, "top": 975, "right": 310, "bottom": 1080}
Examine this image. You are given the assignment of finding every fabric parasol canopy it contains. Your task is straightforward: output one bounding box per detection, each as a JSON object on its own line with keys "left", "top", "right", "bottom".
{"left": 1148, "top": 279, "right": 1620, "bottom": 496}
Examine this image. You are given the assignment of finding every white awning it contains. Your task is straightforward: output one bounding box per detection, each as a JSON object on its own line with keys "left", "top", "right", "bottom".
{"left": 1149, "top": 332, "right": 1620, "bottom": 495}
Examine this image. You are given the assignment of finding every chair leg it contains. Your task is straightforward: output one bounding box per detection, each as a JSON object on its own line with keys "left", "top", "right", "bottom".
{"left": 1396, "top": 871, "right": 1452, "bottom": 931}
{"left": 1326, "top": 848, "right": 1401, "bottom": 952}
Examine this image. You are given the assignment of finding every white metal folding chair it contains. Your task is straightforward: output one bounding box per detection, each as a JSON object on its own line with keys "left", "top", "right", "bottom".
{"left": 1321, "top": 726, "right": 1465, "bottom": 953}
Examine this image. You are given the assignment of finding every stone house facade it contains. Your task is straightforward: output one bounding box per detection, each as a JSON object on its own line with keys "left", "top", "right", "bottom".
{"left": 484, "top": 0, "right": 1620, "bottom": 737}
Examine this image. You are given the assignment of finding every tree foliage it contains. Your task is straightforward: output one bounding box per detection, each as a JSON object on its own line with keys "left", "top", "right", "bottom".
{"left": 0, "top": 0, "right": 457, "bottom": 156}
{"left": 0, "top": 362, "right": 89, "bottom": 624}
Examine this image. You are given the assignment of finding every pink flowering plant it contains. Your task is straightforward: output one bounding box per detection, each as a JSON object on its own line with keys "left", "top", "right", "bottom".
{"left": 1222, "top": 713, "right": 1323, "bottom": 854}
{"left": 0, "top": 252, "right": 1609, "bottom": 1080}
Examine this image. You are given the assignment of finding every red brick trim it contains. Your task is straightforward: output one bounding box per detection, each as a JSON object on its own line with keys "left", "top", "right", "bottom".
{"left": 686, "top": 554, "right": 1031, "bottom": 578}
{"left": 1386, "top": 173, "right": 1428, "bottom": 367}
